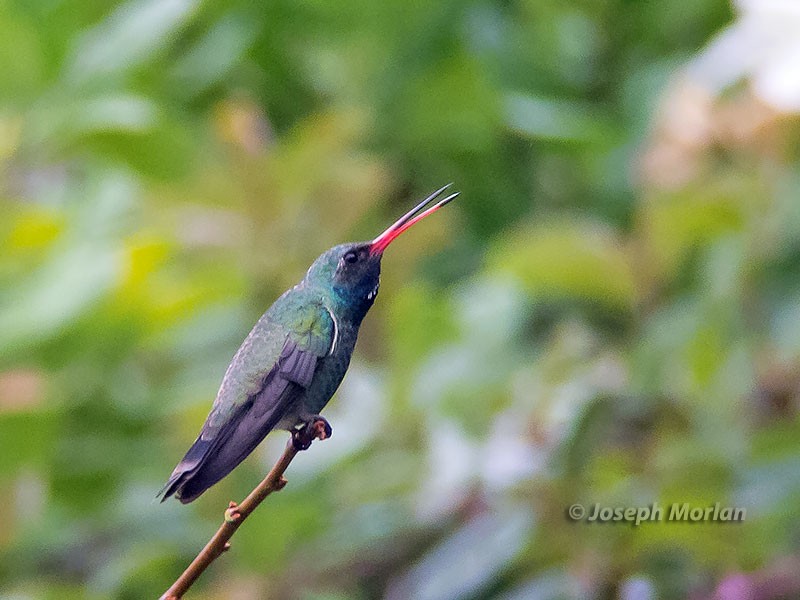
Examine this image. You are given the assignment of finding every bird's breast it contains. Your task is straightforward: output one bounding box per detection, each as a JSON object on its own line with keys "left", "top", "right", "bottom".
{"left": 303, "top": 320, "right": 360, "bottom": 415}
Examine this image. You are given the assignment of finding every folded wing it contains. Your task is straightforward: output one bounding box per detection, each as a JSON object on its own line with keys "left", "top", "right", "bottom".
{"left": 159, "top": 300, "right": 334, "bottom": 503}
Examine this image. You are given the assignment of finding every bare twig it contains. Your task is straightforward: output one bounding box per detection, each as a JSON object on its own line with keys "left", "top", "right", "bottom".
{"left": 161, "top": 423, "right": 327, "bottom": 599}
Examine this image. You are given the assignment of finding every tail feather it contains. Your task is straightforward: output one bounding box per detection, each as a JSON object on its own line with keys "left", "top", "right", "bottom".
{"left": 158, "top": 404, "right": 287, "bottom": 503}
{"left": 159, "top": 349, "right": 306, "bottom": 503}
{"left": 157, "top": 435, "right": 213, "bottom": 502}
{"left": 157, "top": 471, "right": 187, "bottom": 503}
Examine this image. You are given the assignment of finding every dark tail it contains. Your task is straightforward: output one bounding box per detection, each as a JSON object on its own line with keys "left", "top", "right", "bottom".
{"left": 158, "top": 436, "right": 216, "bottom": 504}
{"left": 158, "top": 434, "right": 252, "bottom": 504}
{"left": 158, "top": 408, "right": 285, "bottom": 503}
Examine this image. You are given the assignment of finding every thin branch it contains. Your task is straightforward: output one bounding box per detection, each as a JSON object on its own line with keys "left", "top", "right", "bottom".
{"left": 160, "top": 424, "right": 326, "bottom": 600}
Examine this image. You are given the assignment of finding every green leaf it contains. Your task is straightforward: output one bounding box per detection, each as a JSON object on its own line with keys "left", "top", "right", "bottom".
{"left": 489, "top": 220, "right": 637, "bottom": 310}
{"left": 65, "top": 0, "right": 200, "bottom": 84}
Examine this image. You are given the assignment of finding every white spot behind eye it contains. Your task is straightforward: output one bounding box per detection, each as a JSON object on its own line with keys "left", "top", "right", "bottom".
{"left": 366, "top": 283, "right": 379, "bottom": 301}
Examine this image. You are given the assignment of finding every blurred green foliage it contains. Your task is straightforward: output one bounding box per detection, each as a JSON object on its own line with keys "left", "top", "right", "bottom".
{"left": 4, "top": 0, "right": 800, "bottom": 598}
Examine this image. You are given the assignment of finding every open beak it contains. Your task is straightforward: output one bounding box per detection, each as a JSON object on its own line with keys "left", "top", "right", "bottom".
{"left": 370, "top": 183, "right": 459, "bottom": 255}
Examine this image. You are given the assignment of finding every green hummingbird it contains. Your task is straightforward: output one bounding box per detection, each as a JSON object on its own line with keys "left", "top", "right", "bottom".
{"left": 160, "top": 184, "right": 458, "bottom": 503}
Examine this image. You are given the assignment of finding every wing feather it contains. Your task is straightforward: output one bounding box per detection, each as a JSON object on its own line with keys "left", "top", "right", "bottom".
{"left": 159, "top": 299, "right": 334, "bottom": 502}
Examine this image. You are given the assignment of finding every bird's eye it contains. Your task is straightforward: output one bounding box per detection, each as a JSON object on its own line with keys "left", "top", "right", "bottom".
{"left": 343, "top": 251, "right": 358, "bottom": 264}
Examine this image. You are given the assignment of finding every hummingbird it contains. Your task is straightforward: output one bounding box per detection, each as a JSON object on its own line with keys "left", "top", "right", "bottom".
{"left": 160, "top": 184, "right": 458, "bottom": 503}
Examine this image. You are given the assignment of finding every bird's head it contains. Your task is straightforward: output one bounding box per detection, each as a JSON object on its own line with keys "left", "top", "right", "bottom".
{"left": 304, "top": 184, "right": 458, "bottom": 320}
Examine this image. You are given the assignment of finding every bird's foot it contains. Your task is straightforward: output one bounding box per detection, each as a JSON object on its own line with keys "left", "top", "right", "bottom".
{"left": 312, "top": 417, "right": 332, "bottom": 440}
{"left": 292, "top": 416, "right": 332, "bottom": 451}
{"left": 224, "top": 501, "right": 241, "bottom": 523}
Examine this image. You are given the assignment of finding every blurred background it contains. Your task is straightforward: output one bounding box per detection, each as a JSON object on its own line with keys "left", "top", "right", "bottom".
{"left": 3, "top": 0, "right": 800, "bottom": 598}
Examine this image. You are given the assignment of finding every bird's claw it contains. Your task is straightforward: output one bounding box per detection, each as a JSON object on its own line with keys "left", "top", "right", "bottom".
{"left": 292, "top": 416, "right": 332, "bottom": 450}
{"left": 313, "top": 418, "right": 332, "bottom": 440}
